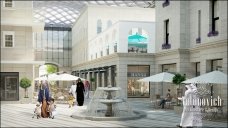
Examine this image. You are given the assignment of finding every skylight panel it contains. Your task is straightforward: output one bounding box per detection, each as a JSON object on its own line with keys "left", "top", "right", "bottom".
{"left": 33, "top": 1, "right": 154, "bottom": 27}
{"left": 56, "top": 14, "right": 62, "bottom": 18}
{"left": 60, "top": 17, "right": 66, "bottom": 21}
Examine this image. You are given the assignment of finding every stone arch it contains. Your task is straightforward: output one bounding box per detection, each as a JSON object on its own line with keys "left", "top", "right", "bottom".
{"left": 112, "top": 29, "right": 117, "bottom": 42}
{"left": 107, "top": 20, "right": 112, "bottom": 28}
{"left": 97, "top": 19, "right": 102, "bottom": 34}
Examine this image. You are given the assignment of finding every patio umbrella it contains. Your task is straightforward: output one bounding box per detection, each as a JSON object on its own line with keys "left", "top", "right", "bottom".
{"left": 137, "top": 72, "right": 175, "bottom": 96}
{"left": 182, "top": 71, "right": 227, "bottom": 84}
{"left": 182, "top": 71, "right": 227, "bottom": 97}
{"left": 128, "top": 33, "right": 147, "bottom": 43}
{"left": 34, "top": 76, "right": 47, "bottom": 81}
{"left": 48, "top": 73, "right": 85, "bottom": 81}
{"left": 34, "top": 74, "right": 59, "bottom": 81}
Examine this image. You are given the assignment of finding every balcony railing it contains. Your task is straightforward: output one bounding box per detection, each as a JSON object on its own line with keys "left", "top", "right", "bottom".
{"left": 207, "top": 30, "right": 219, "bottom": 37}
{"left": 196, "top": 37, "right": 201, "bottom": 43}
{"left": 162, "top": 0, "right": 170, "bottom": 8}
{"left": 162, "top": 43, "right": 171, "bottom": 49}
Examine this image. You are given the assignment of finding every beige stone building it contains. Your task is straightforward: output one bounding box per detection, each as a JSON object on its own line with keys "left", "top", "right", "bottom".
{"left": 71, "top": 1, "right": 227, "bottom": 114}
{"left": 1, "top": 1, "right": 44, "bottom": 101}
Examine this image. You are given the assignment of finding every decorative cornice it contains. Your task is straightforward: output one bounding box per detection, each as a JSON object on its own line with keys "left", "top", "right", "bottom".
{"left": 1, "top": 60, "right": 45, "bottom": 65}
{"left": 155, "top": 48, "right": 189, "bottom": 57}
{"left": 190, "top": 39, "right": 227, "bottom": 52}
{"left": 72, "top": 53, "right": 155, "bottom": 69}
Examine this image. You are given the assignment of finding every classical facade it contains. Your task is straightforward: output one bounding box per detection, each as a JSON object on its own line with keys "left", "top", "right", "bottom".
{"left": 154, "top": 0, "right": 227, "bottom": 114}
{"left": 71, "top": 5, "right": 155, "bottom": 98}
{"left": 1, "top": 1, "right": 44, "bottom": 101}
{"left": 72, "top": 1, "right": 227, "bottom": 114}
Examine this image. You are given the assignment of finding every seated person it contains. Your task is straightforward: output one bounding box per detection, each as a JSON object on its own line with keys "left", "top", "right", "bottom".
{"left": 159, "top": 89, "right": 171, "bottom": 109}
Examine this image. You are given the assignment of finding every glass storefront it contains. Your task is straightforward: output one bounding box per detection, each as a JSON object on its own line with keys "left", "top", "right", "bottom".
{"left": 34, "top": 27, "right": 72, "bottom": 67}
{"left": 127, "top": 65, "right": 150, "bottom": 98}
{"left": 0, "top": 72, "right": 19, "bottom": 101}
{"left": 162, "top": 63, "right": 176, "bottom": 73}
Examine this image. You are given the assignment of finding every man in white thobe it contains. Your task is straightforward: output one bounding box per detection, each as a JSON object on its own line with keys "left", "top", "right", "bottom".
{"left": 177, "top": 84, "right": 194, "bottom": 128}
{"left": 69, "top": 81, "right": 77, "bottom": 105}
{"left": 190, "top": 83, "right": 202, "bottom": 127}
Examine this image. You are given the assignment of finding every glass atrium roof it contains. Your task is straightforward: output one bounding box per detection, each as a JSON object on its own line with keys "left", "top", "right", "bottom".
{"left": 33, "top": 1, "right": 155, "bottom": 28}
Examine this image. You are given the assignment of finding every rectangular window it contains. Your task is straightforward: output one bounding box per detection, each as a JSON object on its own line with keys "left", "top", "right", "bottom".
{"left": 3, "top": 0, "right": 14, "bottom": 7}
{"left": 3, "top": 31, "right": 14, "bottom": 47}
{"left": 106, "top": 48, "right": 109, "bottom": 55}
{"left": 211, "top": 59, "right": 222, "bottom": 71}
{"left": 196, "top": 62, "right": 200, "bottom": 76}
{"left": 165, "top": 19, "right": 169, "bottom": 44}
{"left": 162, "top": 63, "right": 176, "bottom": 74}
{"left": 208, "top": 0, "right": 219, "bottom": 37}
{"left": 97, "top": 27, "right": 102, "bottom": 34}
{"left": 196, "top": 10, "right": 201, "bottom": 43}
{"left": 100, "top": 51, "right": 103, "bottom": 57}
{"left": 162, "top": 19, "right": 171, "bottom": 49}
{"left": 114, "top": 44, "right": 117, "bottom": 53}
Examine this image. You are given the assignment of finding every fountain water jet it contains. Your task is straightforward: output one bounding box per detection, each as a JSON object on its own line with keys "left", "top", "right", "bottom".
{"left": 71, "top": 85, "right": 146, "bottom": 121}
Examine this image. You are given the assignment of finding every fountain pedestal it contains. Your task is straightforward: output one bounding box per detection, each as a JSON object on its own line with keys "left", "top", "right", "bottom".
{"left": 106, "top": 103, "right": 112, "bottom": 117}
{"left": 71, "top": 86, "right": 147, "bottom": 121}
{"left": 99, "top": 87, "right": 122, "bottom": 117}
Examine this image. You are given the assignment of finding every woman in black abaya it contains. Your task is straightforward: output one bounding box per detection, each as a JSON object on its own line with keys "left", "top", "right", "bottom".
{"left": 76, "top": 78, "right": 85, "bottom": 106}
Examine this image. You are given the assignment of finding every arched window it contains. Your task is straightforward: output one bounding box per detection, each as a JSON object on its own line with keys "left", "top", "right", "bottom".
{"left": 97, "top": 20, "right": 102, "bottom": 34}
{"left": 112, "top": 29, "right": 116, "bottom": 41}
{"left": 107, "top": 20, "right": 112, "bottom": 28}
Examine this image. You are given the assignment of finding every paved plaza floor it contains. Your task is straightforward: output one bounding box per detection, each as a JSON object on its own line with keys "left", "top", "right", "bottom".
{"left": 1, "top": 99, "right": 227, "bottom": 127}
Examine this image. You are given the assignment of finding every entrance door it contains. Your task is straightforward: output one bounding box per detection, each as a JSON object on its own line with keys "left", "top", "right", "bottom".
{"left": 0, "top": 72, "right": 19, "bottom": 101}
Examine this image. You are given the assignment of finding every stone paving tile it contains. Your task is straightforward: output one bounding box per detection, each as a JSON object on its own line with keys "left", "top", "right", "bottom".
{"left": 1, "top": 100, "right": 227, "bottom": 127}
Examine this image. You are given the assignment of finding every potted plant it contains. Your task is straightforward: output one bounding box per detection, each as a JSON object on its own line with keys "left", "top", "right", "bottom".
{"left": 20, "top": 77, "right": 31, "bottom": 98}
{"left": 172, "top": 73, "right": 186, "bottom": 105}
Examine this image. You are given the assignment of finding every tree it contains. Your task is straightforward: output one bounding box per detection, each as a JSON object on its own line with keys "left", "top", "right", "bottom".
{"left": 172, "top": 73, "right": 186, "bottom": 105}
{"left": 46, "top": 64, "right": 57, "bottom": 74}
{"left": 20, "top": 77, "right": 31, "bottom": 98}
{"left": 172, "top": 73, "right": 186, "bottom": 88}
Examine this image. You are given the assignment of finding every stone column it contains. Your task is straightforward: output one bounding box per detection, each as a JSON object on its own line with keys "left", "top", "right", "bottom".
{"left": 101, "top": 72, "right": 105, "bottom": 87}
{"left": 92, "top": 71, "right": 95, "bottom": 90}
{"left": 108, "top": 67, "right": 113, "bottom": 86}
{"left": 96, "top": 72, "right": 100, "bottom": 87}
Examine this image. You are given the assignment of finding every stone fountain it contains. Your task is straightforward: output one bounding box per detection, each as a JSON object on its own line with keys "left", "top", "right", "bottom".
{"left": 71, "top": 85, "right": 146, "bottom": 121}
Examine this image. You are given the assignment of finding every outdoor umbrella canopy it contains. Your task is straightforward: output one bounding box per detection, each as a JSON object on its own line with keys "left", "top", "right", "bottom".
{"left": 137, "top": 72, "right": 175, "bottom": 96}
{"left": 182, "top": 71, "right": 227, "bottom": 84}
{"left": 34, "top": 76, "right": 47, "bottom": 81}
{"left": 138, "top": 72, "right": 175, "bottom": 82}
{"left": 34, "top": 74, "right": 59, "bottom": 81}
{"left": 182, "top": 71, "right": 227, "bottom": 97}
{"left": 48, "top": 73, "right": 84, "bottom": 81}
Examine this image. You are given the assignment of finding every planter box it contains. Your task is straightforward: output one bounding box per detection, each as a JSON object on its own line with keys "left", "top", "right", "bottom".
{"left": 174, "top": 105, "right": 183, "bottom": 115}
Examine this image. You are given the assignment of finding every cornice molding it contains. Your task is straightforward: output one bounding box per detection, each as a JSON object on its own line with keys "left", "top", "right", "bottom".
{"left": 189, "top": 40, "right": 227, "bottom": 52}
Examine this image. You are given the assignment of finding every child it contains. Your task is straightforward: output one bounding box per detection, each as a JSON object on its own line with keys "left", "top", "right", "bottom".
{"left": 48, "top": 98, "right": 57, "bottom": 119}
{"left": 32, "top": 102, "right": 41, "bottom": 119}
{"left": 68, "top": 93, "right": 75, "bottom": 108}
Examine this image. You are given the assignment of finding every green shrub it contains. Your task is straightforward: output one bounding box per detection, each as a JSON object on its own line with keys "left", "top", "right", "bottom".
{"left": 172, "top": 73, "right": 186, "bottom": 86}
{"left": 20, "top": 77, "right": 31, "bottom": 98}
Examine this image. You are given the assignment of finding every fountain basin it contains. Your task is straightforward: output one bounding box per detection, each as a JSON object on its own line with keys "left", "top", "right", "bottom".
{"left": 71, "top": 110, "right": 147, "bottom": 121}
{"left": 98, "top": 87, "right": 121, "bottom": 91}
{"left": 99, "top": 99, "right": 123, "bottom": 104}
